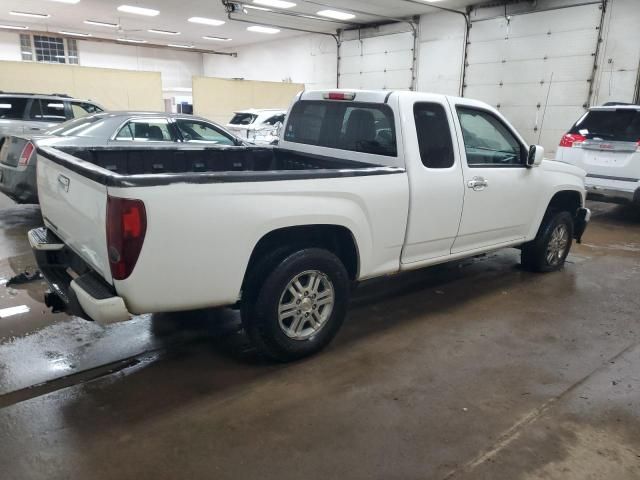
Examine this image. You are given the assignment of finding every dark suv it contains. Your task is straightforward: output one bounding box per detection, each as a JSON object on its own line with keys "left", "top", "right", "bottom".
{"left": 0, "top": 92, "right": 103, "bottom": 137}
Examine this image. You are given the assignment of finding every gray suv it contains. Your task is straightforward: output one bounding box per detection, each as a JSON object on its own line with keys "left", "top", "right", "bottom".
{"left": 0, "top": 92, "right": 103, "bottom": 136}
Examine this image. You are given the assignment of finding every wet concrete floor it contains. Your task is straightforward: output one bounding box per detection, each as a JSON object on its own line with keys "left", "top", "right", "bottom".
{"left": 0, "top": 192, "right": 638, "bottom": 479}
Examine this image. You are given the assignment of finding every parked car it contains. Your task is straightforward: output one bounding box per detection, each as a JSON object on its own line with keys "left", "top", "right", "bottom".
{"left": 0, "top": 92, "right": 103, "bottom": 137}
{"left": 226, "top": 108, "right": 286, "bottom": 145}
{"left": 556, "top": 103, "right": 640, "bottom": 205}
{"left": 30, "top": 89, "right": 590, "bottom": 361}
{"left": 0, "top": 112, "right": 244, "bottom": 203}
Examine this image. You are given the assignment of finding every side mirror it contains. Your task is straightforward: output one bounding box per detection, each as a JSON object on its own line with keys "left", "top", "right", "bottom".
{"left": 526, "top": 144, "right": 544, "bottom": 167}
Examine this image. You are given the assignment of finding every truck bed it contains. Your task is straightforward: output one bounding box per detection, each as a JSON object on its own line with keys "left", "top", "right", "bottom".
{"left": 37, "top": 145, "right": 402, "bottom": 188}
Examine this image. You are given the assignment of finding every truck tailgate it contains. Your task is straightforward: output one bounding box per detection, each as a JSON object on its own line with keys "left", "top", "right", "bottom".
{"left": 37, "top": 147, "right": 112, "bottom": 283}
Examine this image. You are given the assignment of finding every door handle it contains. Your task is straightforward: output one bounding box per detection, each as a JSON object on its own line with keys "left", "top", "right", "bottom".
{"left": 58, "top": 174, "right": 70, "bottom": 192}
{"left": 467, "top": 176, "right": 488, "bottom": 191}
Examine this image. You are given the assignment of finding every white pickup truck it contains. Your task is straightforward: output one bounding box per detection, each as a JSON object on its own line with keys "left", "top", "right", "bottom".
{"left": 29, "top": 90, "right": 590, "bottom": 361}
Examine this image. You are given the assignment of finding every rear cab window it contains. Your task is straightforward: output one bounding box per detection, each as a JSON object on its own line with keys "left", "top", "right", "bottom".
{"left": 0, "top": 97, "right": 28, "bottom": 119}
{"left": 571, "top": 109, "right": 640, "bottom": 142}
{"left": 284, "top": 100, "right": 397, "bottom": 157}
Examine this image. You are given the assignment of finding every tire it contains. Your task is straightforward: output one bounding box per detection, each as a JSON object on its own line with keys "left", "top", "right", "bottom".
{"left": 242, "top": 248, "right": 350, "bottom": 362}
{"left": 521, "top": 210, "right": 574, "bottom": 272}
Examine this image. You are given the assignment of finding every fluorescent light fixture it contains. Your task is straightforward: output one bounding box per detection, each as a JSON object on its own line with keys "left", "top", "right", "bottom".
{"left": 117, "top": 38, "right": 147, "bottom": 43}
{"left": 168, "top": 43, "right": 193, "bottom": 48}
{"left": 203, "top": 35, "right": 232, "bottom": 42}
{"left": 47, "top": 0, "right": 81, "bottom": 4}
{"left": 188, "top": 17, "right": 225, "bottom": 26}
{"left": 253, "top": 0, "right": 296, "bottom": 8}
{"left": 0, "top": 24, "right": 29, "bottom": 30}
{"left": 148, "top": 28, "right": 180, "bottom": 35}
{"left": 117, "top": 5, "right": 159, "bottom": 16}
{"left": 0, "top": 104, "right": 12, "bottom": 109}
{"left": 244, "top": 5, "right": 271, "bottom": 11}
{"left": 10, "top": 11, "right": 51, "bottom": 19}
{"left": 59, "top": 31, "right": 92, "bottom": 37}
{"left": 247, "top": 25, "right": 280, "bottom": 34}
{"left": 47, "top": 103, "right": 65, "bottom": 108}
{"left": 84, "top": 20, "right": 119, "bottom": 28}
{"left": 316, "top": 9, "right": 355, "bottom": 20}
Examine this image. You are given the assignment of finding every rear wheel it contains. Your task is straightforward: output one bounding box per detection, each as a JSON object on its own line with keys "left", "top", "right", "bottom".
{"left": 242, "top": 248, "right": 350, "bottom": 361}
{"left": 521, "top": 210, "right": 574, "bottom": 272}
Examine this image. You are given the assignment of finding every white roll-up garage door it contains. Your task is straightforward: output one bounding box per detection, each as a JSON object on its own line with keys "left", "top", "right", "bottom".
{"left": 339, "top": 25, "right": 415, "bottom": 91}
{"left": 464, "top": 3, "right": 604, "bottom": 155}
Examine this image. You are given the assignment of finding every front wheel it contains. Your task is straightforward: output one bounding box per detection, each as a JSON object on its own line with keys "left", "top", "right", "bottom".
{"left": 242, "top": 248, "right": 350, "bottom": 361}
{"left": 521, "top": 211, "right": 574, "bottom": 272}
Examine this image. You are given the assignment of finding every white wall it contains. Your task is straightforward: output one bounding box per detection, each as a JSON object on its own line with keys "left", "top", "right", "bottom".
{"left": 203, "top": 34, "right": 337, "bottom": 90}
{"left": 77, "top": 40, "right": 203, "bottom": 92}
{"left": 0, "top": 31, "right": 21, "bottom": 61}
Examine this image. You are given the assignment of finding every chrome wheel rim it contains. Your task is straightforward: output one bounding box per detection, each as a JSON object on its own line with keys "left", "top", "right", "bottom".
{"left": 546, "top": 224, "right": 569, "bottom": 266}
{"left": 278, "top": 270, "right": 335, "bottom": 340}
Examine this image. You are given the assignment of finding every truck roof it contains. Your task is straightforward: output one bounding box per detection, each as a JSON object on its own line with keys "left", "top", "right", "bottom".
{"left": 300, "top": 89, "right": 466, "bottom": 105}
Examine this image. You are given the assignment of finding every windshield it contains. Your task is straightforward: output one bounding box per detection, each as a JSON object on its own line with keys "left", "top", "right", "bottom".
{"left": 570, "top": 109, "right": 640, "bottom": 142}
{"left": 229, "top": 113, "right": 257, "bottom": 125}
{"left": 45, "top": 115, "right": 105, "bottom": 137}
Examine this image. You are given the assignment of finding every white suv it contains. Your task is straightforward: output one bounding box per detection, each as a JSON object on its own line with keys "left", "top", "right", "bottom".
{"left": 556, "top": 103, "right": 640, "bottom": 205}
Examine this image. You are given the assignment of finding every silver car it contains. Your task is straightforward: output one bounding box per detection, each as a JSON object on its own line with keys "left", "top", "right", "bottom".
{"left": 0, "top": 111, "right": 245, "bottom": 203}
{"left": 0, "top": 92, "right": 103, "bottom": 137}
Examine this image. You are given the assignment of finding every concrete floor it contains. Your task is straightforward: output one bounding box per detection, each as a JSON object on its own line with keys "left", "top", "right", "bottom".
{"left": 0, "top": 192, "right": 638, "bottom": 480}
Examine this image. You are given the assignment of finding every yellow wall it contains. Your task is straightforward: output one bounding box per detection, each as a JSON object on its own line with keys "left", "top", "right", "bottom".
{"left": 192, "top": 76, "right": 304, "bottom": 125}
{"left": 0, "top": 61, "right": 163, "bottom": 111}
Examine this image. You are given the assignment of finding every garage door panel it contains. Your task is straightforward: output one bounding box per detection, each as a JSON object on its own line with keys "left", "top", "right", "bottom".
{"left": 339, "top": 32, "right": 414, "bottom": 90}
{"left": 469, "top": 4, "right": 600, "bottom": 42}
{"left": 362, "top": 32, "right": 413, "bottom": 55}
{"left": 464, "top": 2, "right": 601, "bottom": 154}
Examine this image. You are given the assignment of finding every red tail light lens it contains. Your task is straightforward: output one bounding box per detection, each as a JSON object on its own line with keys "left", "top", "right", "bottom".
{"left": 106, "top": 196, "right": 147, "bottom": 280}
{"left": 323, "top": 92, "right": 356, "bottom": 101}
{"left": 559, "top": 133, "right": 586, "bottom": 148}
{"left": 18, "top": 142, "right": 35, "bottom": 166}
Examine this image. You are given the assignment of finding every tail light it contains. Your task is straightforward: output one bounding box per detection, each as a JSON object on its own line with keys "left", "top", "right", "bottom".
{"left": 106, "top": 196, "right": 147, "bottom": 280}
{"left": 323, "top": 92, "right": 356, "bottom": 101}
{"left": 559, "top": 133, "right": 586, "bottom": 148}
{"left": 18, "top": 142, "right": 35, "bottom": 166}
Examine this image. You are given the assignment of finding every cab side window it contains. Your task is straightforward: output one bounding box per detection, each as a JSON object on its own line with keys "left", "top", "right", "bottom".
{"left": 456, "top": 107, "right": 523, "bottom": 167}
{"left": 414, "top": 102, "right": 454, "bottom": 168}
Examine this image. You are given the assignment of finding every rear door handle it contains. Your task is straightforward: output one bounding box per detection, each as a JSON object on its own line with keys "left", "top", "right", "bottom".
{"left": 467, "top": 176, "right": 488, "bottom": 191}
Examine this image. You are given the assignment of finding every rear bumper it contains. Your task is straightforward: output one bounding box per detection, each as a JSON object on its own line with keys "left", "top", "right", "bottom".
{"left": 28, "top": 227, "right": 131, "bottom": 325}
{"left": 0, "top": 163, "right": 38, "bottom": 203}
{"left": 585, "top": 176, "right": 640, "bottom": 205}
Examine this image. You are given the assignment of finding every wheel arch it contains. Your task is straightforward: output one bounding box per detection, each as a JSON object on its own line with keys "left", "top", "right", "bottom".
{"left": 527, "top": 187, "right": 584, "bottom": 241}
{"left": 242, "top": 224, "right": 361, "bottom": 289}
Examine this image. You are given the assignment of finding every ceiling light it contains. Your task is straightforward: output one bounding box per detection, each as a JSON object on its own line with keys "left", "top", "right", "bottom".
{"left": 117, "top": 38, "right": 147, "bottom": 43}
{"left": 148, "top": 28, "right": 180, "bottom": 35}
{"left": 59, "top": 31, "right": 91, "bottom": 37}
{"left": 117, "top": 5, "right": 159, "bottom": 17}
{"left": 10, "top": 11, "right": 51, "bottom": 19}
{"left": 253, "top": 0, "right": 296, "bottom": 8}
{"left": 243, "top": 5, "right": 271, "bottom": 11}
{"left": 47, "top": 0, "right": 81, "bottom": 4}
{"left": 316, "top": 10, "right": 355, "bottom": 20}
{"left": 84, "top": 20, "right": 119, "bottom": 28}
{"left": 0, "top": 24, "right": 29, "bottom": 30}
{"left": 188, "top": 17, "right": 225, "bottom": 26}
{"left": 203, "top": 36, "right": 232, "bottom": 42}
{"left": 168, "top": 44, "right": 193, "bottom": 48}
{"left": 247, "top": 25, "right": 280, "bottom": 34}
